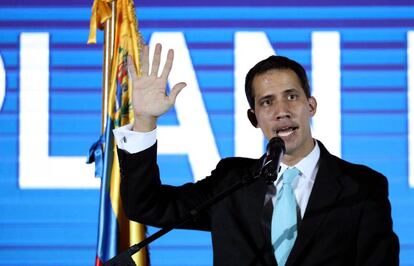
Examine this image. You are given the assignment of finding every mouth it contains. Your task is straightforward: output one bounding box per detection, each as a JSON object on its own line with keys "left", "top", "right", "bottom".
{"left": 275, "top": 126, "right": 298, "bottom": 138}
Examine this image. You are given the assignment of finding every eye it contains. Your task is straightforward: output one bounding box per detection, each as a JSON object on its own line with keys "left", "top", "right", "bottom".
{"left": 260, "top": 98, "right": 272, "bottom": 107}
{"left": 287, "top": 94, "right": 298, "bottom": 101}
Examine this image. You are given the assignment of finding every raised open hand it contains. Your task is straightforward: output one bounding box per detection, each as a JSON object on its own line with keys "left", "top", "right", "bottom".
{"left": 128, "top": 43, "right": 186, "bottom": 131}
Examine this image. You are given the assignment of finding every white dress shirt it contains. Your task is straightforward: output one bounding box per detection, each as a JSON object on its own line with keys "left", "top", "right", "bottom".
{"left": 113, "top": 124, "right": 320, "bottom": 218}
{"left": 276, "top": 143, "right": 320, "bottom": 218}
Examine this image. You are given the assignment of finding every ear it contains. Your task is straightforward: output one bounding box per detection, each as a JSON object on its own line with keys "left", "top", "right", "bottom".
{"left": 308, "top": 96, "right": 317, "bottom": 117}
{"left": 247, "top": 109, "right": 258, "bottom": 128}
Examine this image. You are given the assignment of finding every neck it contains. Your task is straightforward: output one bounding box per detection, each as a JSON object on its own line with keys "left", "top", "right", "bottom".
{"left": 282, "top": 139, "right": 316, "bottom": 166}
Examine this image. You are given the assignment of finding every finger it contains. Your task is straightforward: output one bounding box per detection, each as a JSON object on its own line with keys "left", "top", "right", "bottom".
{"left": 168, "top": 82, "right": 187, "bottom": 105}
{"left": 150, "top": 43, "right": 162, "bottom": 77}
{"left": 127, "top": 55, "right": 138, "bottom": 80}
{"left": 161, "top": 49, "right": 174, "bottom": 80}
{"left": 141, "top": 45, "right": 149, "bottom": 76}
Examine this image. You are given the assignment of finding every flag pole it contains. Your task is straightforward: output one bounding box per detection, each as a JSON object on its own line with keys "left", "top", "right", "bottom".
{"left": 101, "top": 1, "right": 116, "bottom": 133}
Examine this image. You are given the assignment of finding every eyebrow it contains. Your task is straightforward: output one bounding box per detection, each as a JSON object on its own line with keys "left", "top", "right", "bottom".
{"left": 257, "top": 94, "right": 274, "bottom": 102}
{"left": 284, "top": 88, "right": 300, "bottom": 94}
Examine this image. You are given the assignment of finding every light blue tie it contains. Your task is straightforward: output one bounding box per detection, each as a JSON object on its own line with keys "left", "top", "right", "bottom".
{"left": 271, "top": 167, "right": 300, "bottom": 266}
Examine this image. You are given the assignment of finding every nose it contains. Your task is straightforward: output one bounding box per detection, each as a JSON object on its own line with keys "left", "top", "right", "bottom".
{"left": 273, "top": 99, "right": 290, "bottom": 120}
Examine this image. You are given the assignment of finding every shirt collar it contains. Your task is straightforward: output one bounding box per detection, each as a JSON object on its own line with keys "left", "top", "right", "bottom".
{"left": 277, "top": 140, "right": 320, "bottom": 183}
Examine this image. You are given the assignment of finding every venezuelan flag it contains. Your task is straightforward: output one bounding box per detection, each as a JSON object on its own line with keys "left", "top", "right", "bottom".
{"left": 88, "top": 0, "right": 148, "bottom": 265}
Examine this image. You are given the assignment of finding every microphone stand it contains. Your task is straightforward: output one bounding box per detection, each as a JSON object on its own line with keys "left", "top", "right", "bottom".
{"left": 104, "top": 168, "right": 277, "bottom": 266}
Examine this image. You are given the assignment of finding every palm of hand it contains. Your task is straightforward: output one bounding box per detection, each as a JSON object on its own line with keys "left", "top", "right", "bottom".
{"left": 133, "top": 74, "right": 171, "bottom": 118}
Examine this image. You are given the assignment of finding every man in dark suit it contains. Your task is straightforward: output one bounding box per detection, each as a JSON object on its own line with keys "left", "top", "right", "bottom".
{"left": 114, "top": 43, "right": 399, "bottom": 265}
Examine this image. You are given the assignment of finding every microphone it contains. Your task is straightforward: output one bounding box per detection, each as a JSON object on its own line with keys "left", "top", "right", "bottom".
{"left": 261, "top": 137, "right": 286, "bottom": 184}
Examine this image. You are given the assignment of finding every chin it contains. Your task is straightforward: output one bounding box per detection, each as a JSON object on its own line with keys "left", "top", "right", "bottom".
{"left": 284, "top": 141, "right": 301, "bottom": 155}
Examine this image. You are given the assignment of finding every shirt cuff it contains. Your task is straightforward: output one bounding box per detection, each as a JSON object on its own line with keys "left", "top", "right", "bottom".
{"left": 112, "top": 123, "right": 157, "bottom": 154}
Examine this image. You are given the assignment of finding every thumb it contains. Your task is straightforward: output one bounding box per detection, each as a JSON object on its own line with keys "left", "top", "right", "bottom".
{"left": 169, "top": 82, "right": 187, "bottom": 105}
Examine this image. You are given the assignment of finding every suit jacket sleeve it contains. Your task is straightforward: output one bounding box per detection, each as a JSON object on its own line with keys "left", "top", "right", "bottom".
{"left": 354, "top": 167, "right": 399, "bottom": 265}
{"left": 117, "top": 142, "right": 227, "bottom": 231}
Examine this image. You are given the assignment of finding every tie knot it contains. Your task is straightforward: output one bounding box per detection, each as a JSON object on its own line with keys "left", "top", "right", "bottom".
{"left": 282, "top": 167, "right": 300, "bottom": 185}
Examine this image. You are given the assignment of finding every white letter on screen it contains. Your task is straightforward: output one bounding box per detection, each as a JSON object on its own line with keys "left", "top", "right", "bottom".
{"left": 0, "top": 54, "right": 5, "bottom": 110}
{"left": 234, "top": 32, "right": 274, "bottom": 157}
{"left": 311, "top": 31, "right": 342, "bottom": 157}
{"left": 148, "top": 32, "right": 220, "bottom": 182}
{"left": 19, "top": 33, "right": 98, "bottom": 189}
{"left": 408, "top": 31, "right": 414, "bottom": 188}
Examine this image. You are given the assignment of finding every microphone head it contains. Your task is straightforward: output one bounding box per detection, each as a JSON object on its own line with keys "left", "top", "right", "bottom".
{"left": 262, "top": 137, "right": 285, "bottom": 183}
{"left": 266, "top": 137, "right": 286, "bottom": 157}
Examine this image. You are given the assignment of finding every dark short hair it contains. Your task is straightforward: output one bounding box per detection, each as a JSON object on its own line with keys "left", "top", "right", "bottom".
{"left": 244, "top": 55, "right": 311, "bottom": 109}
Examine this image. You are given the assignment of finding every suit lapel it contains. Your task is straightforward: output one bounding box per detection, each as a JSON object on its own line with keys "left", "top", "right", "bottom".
{"left": 287, "top": 142, "right": 343, "bottom": 265}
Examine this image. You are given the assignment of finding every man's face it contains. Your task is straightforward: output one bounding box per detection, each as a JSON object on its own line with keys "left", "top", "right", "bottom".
{"left": 251, "top": 69, "right": 317, "bottom": 164}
